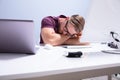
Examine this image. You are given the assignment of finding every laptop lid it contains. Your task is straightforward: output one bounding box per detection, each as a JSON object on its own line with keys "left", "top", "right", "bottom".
{"left": 0, "top": 19, "right": 35, "bottom": 54}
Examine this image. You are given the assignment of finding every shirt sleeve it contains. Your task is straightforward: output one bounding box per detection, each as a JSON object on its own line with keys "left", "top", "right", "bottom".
{"left": 41, "top": 16, "right": 55, "bottom": 28}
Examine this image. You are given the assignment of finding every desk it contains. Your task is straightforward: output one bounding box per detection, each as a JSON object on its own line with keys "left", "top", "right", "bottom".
{"left": 0, "top": 43, "right": 120, "bottom": 80}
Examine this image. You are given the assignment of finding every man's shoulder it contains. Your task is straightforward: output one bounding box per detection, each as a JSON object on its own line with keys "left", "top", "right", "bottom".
{"left": 41, "top": 15, "right": 67, "bottom": 28}
{"left": 41, "top": 16, "right": 57, "bottom": 28}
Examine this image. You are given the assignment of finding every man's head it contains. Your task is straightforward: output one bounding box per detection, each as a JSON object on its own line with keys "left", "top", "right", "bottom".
{"left": 63, "top": 14, "right": 85, "bottom": 37}
{"left": 69, "top": 14, "right": 85, "bottom": 33}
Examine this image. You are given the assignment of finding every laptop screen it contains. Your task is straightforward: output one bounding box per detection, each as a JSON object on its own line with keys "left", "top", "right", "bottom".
{"left": 0, "top": 19, "right": 35, "bottom": 54}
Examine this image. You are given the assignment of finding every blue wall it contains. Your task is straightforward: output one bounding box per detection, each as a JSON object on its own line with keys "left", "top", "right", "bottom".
{"left": 0, "top": 0, "right": 90, "bottom": 44}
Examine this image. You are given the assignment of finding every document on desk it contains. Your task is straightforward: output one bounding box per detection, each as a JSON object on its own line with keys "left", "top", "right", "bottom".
{"left": 62, "top": 45, "right": 92, "bottom": 49}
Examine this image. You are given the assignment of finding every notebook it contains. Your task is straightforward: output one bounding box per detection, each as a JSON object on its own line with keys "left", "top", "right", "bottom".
{"left": 0, "top": 19, "right": 35, "bottom": 54}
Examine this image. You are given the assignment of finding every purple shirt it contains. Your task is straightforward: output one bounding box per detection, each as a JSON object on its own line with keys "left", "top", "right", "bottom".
{"left": 40, "top": 15, "right": 66, "bottom": 43}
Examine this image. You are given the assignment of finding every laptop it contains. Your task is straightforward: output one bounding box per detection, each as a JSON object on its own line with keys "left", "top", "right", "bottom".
{"left": 0, "top": 19, "right": 35, "bottom": 54}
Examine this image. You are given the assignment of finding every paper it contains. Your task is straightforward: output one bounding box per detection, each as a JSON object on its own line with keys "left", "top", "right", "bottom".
{"left": 62, "top": 45, "right": 92, "bottom": 49}
{"left": 102, "top": 49, "right": 120, "bottom": 54}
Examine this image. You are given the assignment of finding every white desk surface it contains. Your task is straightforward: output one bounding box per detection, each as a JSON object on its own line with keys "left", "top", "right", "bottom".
{"left": 0, "top": 43, "right": 120, "bottom": 80}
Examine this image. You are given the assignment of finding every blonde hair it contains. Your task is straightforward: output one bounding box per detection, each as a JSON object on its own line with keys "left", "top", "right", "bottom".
{"left": 69, "top": 14, "right": 85, "bottom": 32}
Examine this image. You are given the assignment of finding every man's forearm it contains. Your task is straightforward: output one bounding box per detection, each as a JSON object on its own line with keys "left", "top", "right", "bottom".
{"left": 55, "top": 34, "right": 70, "bottom": 45}
{"left": 63, "top": 38, "right": 80, "bottom": 45}
{"left": 45, "top": 34, "right": 70, "bottom": 46}
{"left": 63, "top": 38, "right": 90, "bottom": 45}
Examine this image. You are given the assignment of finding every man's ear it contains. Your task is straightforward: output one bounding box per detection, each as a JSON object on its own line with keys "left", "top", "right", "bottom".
{"left": 77, "top": 32, "right": 82, "bottom": 36}
{"left": 80, "top": 31, "right": 82, "bottom": 35}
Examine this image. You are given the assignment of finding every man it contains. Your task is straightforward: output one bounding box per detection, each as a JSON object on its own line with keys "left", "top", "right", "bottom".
{"left": 40, "top": 14, "right": 89, "bottom": 46}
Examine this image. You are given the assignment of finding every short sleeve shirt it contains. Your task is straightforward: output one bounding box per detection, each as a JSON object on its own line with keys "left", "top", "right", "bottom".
{"left": 40, "top": 15, "right": 67, "bottom": 43}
